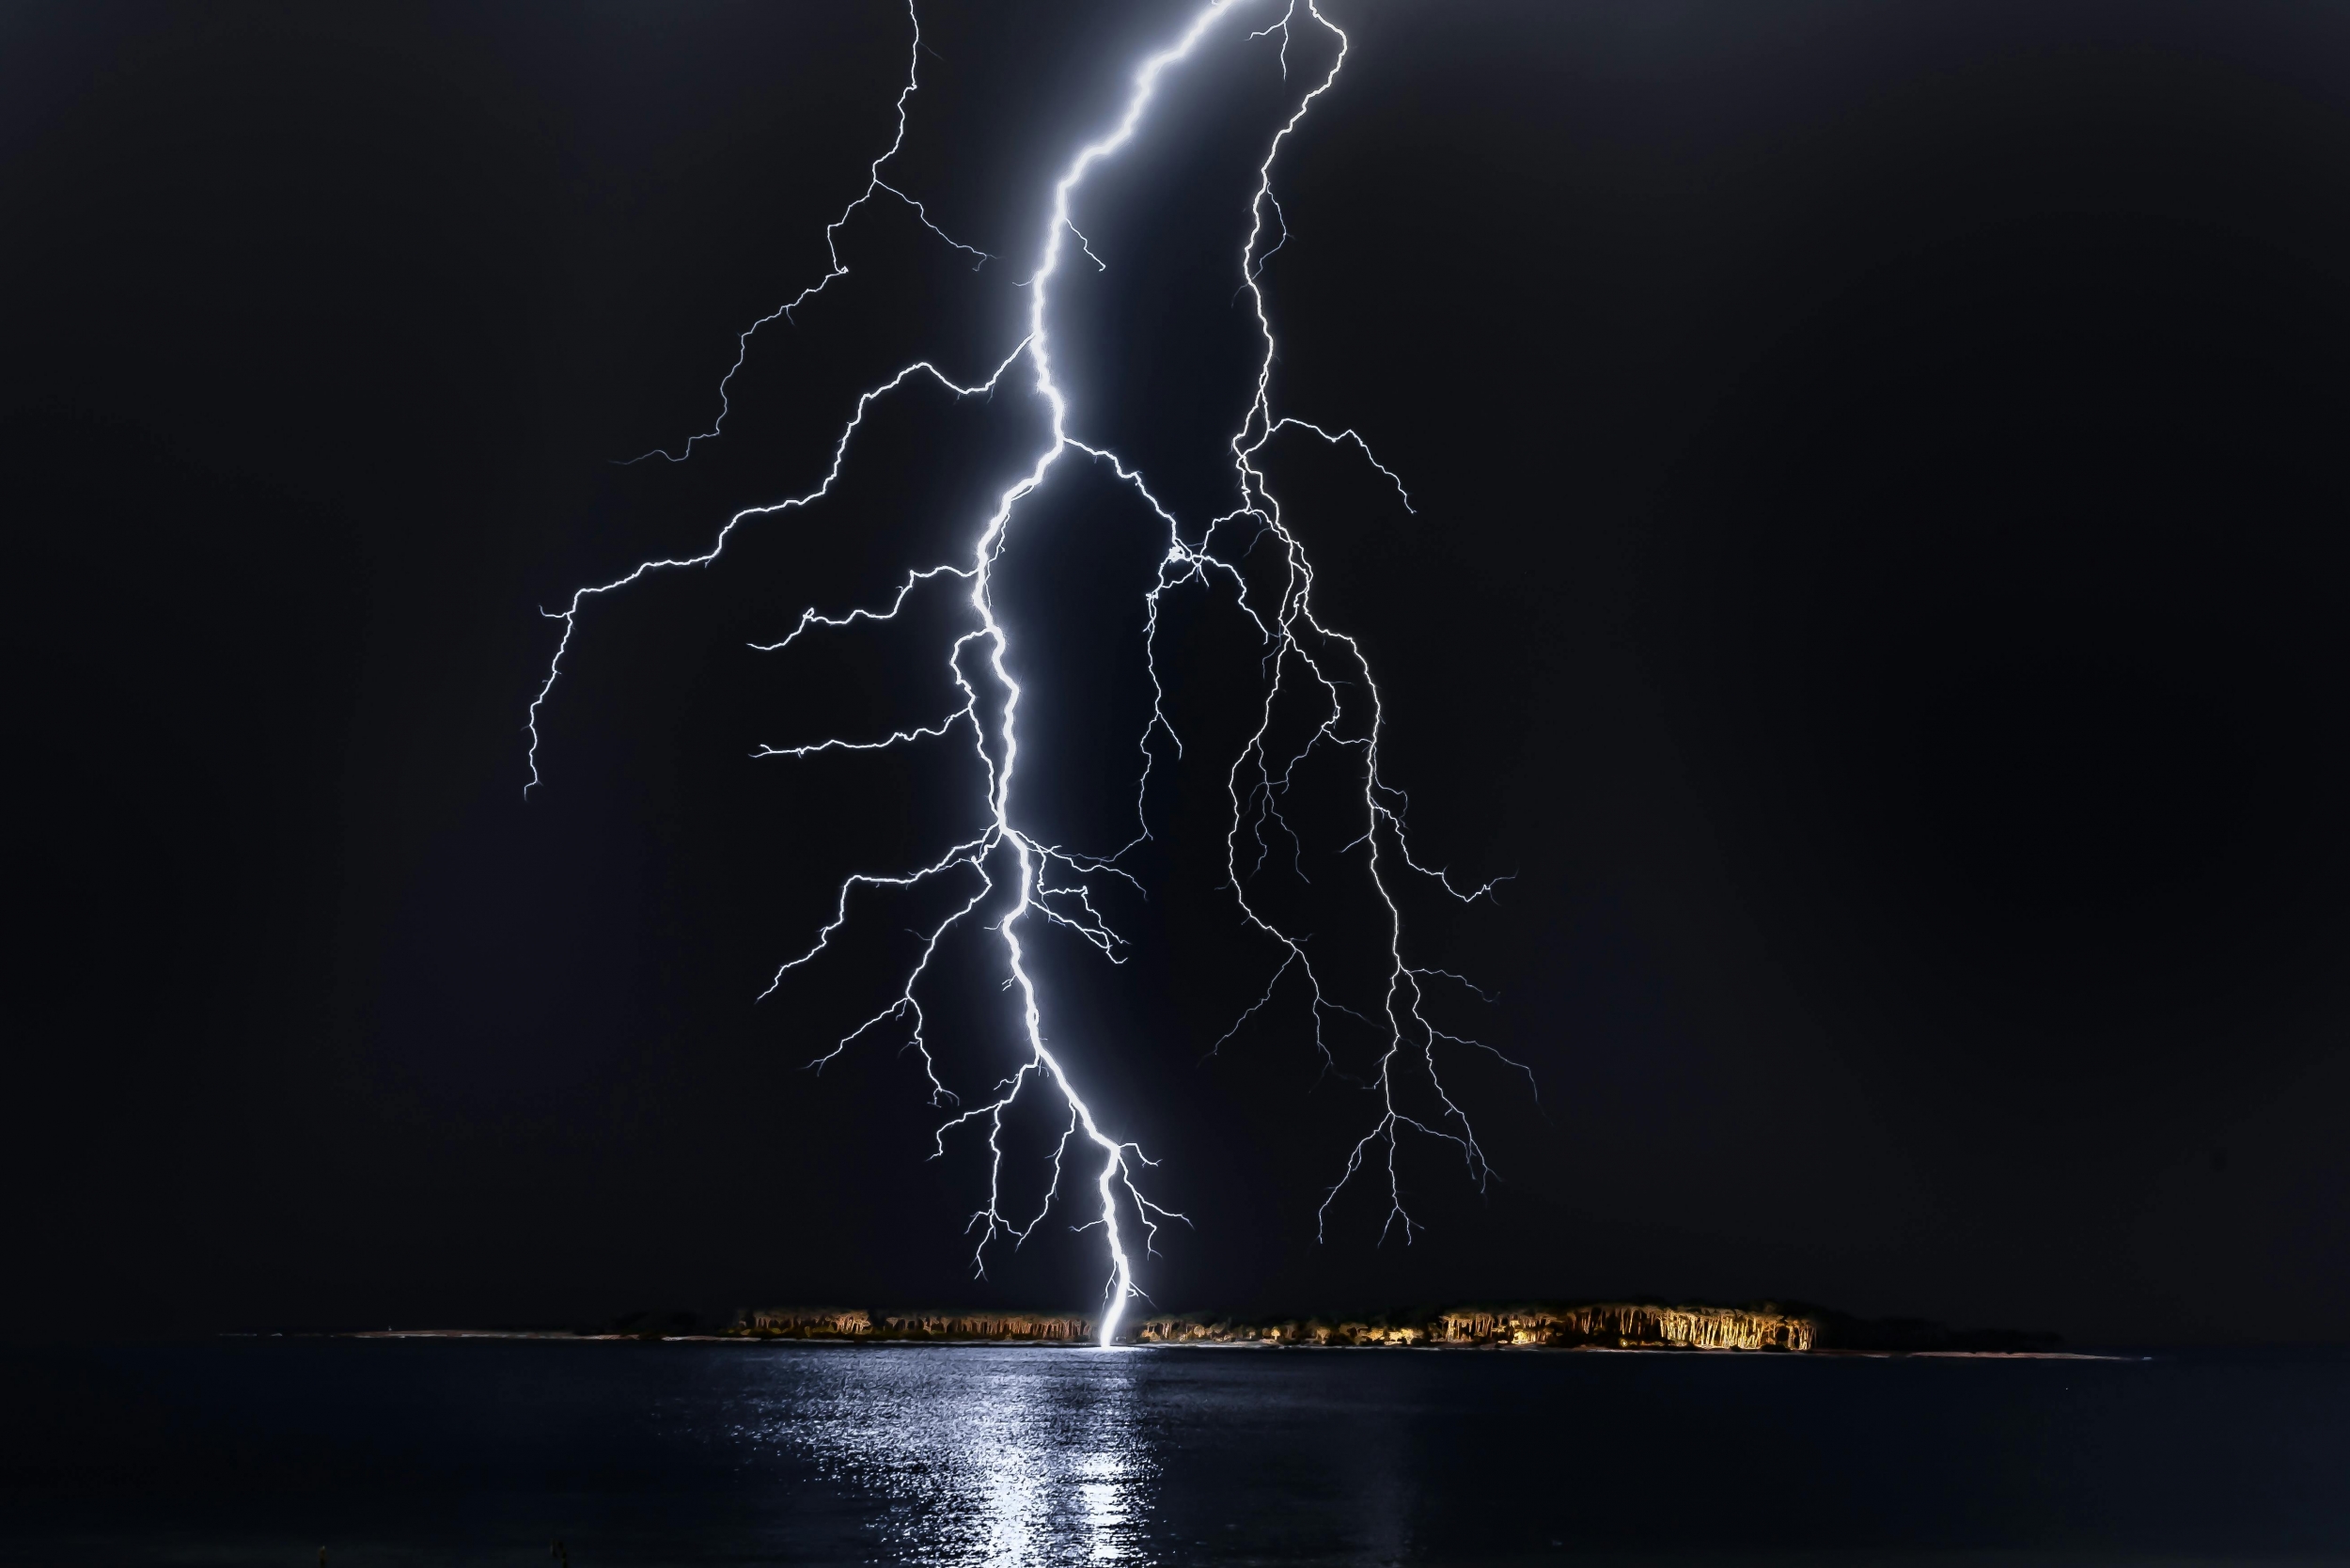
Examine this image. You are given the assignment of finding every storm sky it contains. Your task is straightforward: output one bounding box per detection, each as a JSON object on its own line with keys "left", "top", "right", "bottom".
{"left": 8, "top": 0, "right": 2350, "bottom": 1344}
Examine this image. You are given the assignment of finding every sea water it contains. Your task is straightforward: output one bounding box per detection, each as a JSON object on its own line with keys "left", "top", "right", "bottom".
{"left": 3, "top": 1340, "right": 2345, "bottom": 1564}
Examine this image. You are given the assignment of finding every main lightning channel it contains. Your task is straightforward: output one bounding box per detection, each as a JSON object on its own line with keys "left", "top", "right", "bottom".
{"left": 529, "top": 0, "right": 1525, "bottom": 1347}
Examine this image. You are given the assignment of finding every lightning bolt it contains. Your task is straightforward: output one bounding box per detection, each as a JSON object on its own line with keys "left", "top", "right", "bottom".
{"left": 526, "top": 0, "right": 1528, "bottom": 1347}
{"left": 620, "top": 4, "right": 990, "bottom": 466}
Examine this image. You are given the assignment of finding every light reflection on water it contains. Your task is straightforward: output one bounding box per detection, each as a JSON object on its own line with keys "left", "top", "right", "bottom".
{"left": 686, "top": 1341, "right": 2350, "bottom": 1567}
{"left": 9, "top": 1341, "right": 2345, "bottom": 1566}
{"left": 739, "top": 1346, "right": 1161, "bottom": 1565}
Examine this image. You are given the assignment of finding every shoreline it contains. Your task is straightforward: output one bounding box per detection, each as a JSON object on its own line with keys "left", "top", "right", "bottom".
{"left": 322, "top": 1328, "right": 2134, "bottom": 1360}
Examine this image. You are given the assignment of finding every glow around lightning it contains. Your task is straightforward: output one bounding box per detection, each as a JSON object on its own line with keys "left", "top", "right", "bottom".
{"left": 527, "top": 0, "right": 1527, "bottom": 1346}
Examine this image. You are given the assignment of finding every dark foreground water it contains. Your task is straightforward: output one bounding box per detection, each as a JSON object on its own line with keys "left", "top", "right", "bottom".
{"left": 3, "top": 1341, "right": 2346, "bottom": 1566}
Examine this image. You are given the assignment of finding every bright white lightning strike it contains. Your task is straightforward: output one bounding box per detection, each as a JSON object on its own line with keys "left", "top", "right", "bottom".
{"left": 527, "top": 0, "right": 1528, "bottom": 1348}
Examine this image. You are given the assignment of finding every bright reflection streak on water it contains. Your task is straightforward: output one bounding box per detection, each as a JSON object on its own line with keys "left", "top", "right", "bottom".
{"left": 6, "top": 1342, "right": 2350, "bottom": 1564}
{"left": 737, "top": 1346, "right": 1155, "bottom": 1565}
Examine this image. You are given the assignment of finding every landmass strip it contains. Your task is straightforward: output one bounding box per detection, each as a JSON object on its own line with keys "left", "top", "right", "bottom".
{"left": 701, "top": 1302, "right": 2068, "bottom": 1354}
{"left": 340, "top": 1302, "right": 2092, "bottom": 1354}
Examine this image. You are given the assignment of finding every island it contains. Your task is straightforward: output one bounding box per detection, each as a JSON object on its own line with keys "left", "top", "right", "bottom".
{"left": 717, "top": 1302, "right": 2064, "bottom": 1354}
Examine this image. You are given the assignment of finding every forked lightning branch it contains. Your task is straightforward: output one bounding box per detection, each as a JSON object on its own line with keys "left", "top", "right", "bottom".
{"left": 525, "top": 0, "right": 1530, "bottom": 1346}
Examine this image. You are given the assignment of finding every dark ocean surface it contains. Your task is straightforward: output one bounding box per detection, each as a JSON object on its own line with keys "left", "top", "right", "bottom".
{"left": 2, "top": 1341, "right": 2344, "bottom": 1565}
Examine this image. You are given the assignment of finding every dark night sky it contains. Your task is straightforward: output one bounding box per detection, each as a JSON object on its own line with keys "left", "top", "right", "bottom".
{"left": 7, "top": 0, "right": 2350, "bottom": 1345}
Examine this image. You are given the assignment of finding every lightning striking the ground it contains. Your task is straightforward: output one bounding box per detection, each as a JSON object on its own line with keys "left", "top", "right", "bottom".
{"left": 527, "top": 0, "right": 1527, "bottom": 1347}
